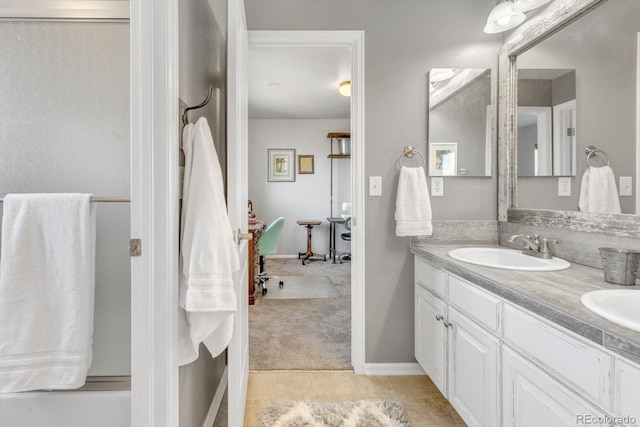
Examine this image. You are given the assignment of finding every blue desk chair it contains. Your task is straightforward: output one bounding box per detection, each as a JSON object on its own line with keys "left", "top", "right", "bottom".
{"left": 338, "top": 217, "right": 351, "bottom": 263}
{"left": 257, "top": 217, "right": 285, "bottom": 295}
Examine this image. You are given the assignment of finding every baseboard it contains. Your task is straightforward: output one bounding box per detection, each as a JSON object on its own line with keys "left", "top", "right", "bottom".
{"left": 265, "top": 255, "right": 299, "bottom": 259}
{"left": 363, "top": 363, "right": 426, "bottom": 376}
{"left": 202, "top": 366, "right": 228, "bottom": 427}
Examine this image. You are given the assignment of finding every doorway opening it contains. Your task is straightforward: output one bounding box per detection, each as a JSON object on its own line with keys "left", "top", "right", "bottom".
{"left": 246, "top": 31, "right": 365, "bottom": 374}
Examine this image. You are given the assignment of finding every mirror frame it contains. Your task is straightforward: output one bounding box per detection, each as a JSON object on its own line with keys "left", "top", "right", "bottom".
{"left": 498, "top": 0, "right": 640, "bottom": 238}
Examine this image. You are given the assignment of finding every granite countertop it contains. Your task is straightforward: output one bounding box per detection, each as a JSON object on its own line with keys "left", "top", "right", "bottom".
{"left": 410, "top": 241, "right": 640, "bottom": 364}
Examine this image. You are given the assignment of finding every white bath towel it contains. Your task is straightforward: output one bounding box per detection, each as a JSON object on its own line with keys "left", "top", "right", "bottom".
{"left": 395, "top": 166, "right": 433, "bottom": 237}
{"left": 0, "top": 193, "right": 96, "bottom": 392}
{"left": 178, "top": 117, "right": 240, "bottom": 366}
{"left": 578, "top": 166, "right": 621, "bottom": 214}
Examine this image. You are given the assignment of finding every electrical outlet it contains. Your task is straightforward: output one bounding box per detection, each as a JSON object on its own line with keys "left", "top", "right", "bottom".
{"left": 620, "top": 176, "right": 633, "bottom": 196}
{"left": 369, "top": 176, "right": 382, "bottom": 197}
{"left": 431, "top": 177, "right": 443, "bottom": 197}
{"left": 558, "top": 177, "right": 571, "bottom": 197}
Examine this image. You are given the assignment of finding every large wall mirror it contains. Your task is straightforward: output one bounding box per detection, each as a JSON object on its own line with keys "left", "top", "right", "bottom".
{"left": 498, "top": 0, "right": 639, "bottom": 236}
{"left": 428, "top": 68, "right": 493, "bottom": 177}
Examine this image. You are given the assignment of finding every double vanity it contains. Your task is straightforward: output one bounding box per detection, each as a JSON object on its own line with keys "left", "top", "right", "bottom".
{"left": 411, "top": 241, "right": 640, "bottom": 427}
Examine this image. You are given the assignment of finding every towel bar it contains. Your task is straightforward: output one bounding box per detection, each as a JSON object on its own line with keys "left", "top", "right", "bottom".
{"left": 0, "top": 197, "right": 130, "bottom": 203}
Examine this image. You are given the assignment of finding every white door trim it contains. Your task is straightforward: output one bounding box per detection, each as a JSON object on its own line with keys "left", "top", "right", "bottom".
{"left": 248, "top": 30, "right": 366, "bottom": 374}
{"left": 130, "top": 0, "right": 180, "bottom": 426}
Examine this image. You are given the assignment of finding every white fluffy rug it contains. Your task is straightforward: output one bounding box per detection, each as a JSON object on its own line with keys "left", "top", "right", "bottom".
{"left": 258, "top": 400, "right": 410, "bottom": 427}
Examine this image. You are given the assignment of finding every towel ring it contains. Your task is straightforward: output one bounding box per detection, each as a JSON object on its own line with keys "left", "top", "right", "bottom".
{"left": 399, "top": 146, "right": 425, "bottom": 167}
{"left": 585, "top": 146, "right": 610, "bottom": 168}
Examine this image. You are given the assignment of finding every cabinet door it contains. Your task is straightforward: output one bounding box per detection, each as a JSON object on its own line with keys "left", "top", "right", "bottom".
{"left": 502, "top": 347, "right": 608, "bottom": 427}
{"left": 615, "top": 358, "right": 640, "bottom": 427}
{"left": 415, "top": 286, "right": 447, "bottom": 395}
{"left": 448, "top": 307, "right": 499, "bottom": 427}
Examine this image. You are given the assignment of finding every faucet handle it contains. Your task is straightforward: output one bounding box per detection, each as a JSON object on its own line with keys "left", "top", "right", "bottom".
{"left": 539, "top": 238, "right": 558, "bottom": 255}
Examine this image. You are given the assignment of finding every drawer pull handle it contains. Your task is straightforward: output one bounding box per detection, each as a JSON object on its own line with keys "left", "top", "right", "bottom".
{"left": 435, "top": 314, "right": 443, "bottom": 322}
{"left": 443, "top": 321, "right": 452, "bottom": 328}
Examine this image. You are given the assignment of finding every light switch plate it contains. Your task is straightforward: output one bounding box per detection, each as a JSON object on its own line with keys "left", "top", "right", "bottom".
{"left": 558, "top": 177, "right": 571, "bottom": 197}
{"left": 369, "top": 176, "right": 382, "bottom": 197}
{"left": 431, "top": 177, "right": 443, "bottom": 197}
{"left": 620, "top": 176, "right": 633, "bottom": 196}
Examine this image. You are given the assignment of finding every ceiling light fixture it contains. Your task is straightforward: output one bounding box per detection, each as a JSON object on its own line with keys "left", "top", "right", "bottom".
{"left": 430, "top": 68, "right": 455, "bottom": 83}
{"left": 483, "top": 1, "right": 526, "bottom": 34}
{"left": 339, "top": 80, "right": 351, "bottom": 97}
{"left": 512, "top": 0, "right": 553, "bottom": 12}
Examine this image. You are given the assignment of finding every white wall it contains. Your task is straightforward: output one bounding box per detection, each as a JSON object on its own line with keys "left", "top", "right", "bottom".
{"left": 249, "top": 119, "right": 351, "bottom": 257}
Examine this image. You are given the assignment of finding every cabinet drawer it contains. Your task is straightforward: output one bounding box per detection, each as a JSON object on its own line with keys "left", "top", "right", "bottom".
{"left": 448, "top": 275, "right": 501, "bottom": 333}
{"left": 415, "top": 257, "right": 447, "bottom": 298}
{"left": 503, "top": 303, "right": 612, "bottom": 410}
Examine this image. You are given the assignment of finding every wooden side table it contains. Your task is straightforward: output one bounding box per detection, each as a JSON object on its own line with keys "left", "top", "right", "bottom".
{"left": 247, "top": 220, "right": 265, "bottom": 305}
{"left": 297, "top": 220, "right": 326, "bottom": 265}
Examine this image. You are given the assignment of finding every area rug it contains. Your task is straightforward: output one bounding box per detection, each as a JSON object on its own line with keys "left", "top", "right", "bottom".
{"left": 263, "top": 275, "right": 340, "bottom": 300}
{"left": 258, "top": 400, "right": 410, "bottom": 427}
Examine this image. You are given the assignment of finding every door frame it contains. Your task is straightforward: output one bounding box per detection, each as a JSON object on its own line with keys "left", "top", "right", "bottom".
{"left": 130, "top": 0, "right": 180, "bottom": 426}
{"left": 248, "top": 30, "right": 366, "bottom": 374}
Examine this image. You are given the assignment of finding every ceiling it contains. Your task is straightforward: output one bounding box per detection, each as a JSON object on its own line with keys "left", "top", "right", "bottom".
{"left": 248, "top": 46, "right": 351, "bottom": 120}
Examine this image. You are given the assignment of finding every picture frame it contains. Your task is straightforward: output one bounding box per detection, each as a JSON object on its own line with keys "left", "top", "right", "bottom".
{"left": 429, "top": 142, "right": 458, "bottom": 176}
{"left": 268, "top": 148, "right": 296, "bottom": 182}
{"left": 298, "top": 155, "right": 315, "bottom": 174}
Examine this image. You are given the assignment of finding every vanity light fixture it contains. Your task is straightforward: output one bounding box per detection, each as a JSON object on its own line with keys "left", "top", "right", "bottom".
{"left": 339, "top": 80, "right": 351, "bottom": 97}
{"left": 512, "top": 0, "right": 553, "bottom": 12}
{"left": 483, "top": 1, "right": 526, "bottom": 34}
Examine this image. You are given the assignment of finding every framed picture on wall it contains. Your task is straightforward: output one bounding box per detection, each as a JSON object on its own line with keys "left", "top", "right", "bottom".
{"left": 429, "top": 142, "right": 458, "bottom": 176}
{"left": 268, "top": 148, "right": 296, "bottom": 182}
{"left": 298, "top": 155, "right": 315, "bottom": 174}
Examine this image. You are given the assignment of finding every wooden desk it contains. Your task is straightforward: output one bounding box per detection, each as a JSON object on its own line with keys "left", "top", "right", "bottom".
{"left": 296, "top": 220, "right": 326, "bottom": 265}
{"left": 248, "top": 220, "right": 265, "bottom": 305}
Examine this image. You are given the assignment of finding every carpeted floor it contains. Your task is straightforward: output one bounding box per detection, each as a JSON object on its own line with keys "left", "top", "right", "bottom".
{"left": 249, "top": 258, "right": 351, "bottom": 371}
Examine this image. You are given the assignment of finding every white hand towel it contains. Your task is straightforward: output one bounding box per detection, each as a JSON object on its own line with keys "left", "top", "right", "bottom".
{"left": 179, "top": 117, "right": 240, "bottom": 366}
{"left": 0, "top": 193, "right": 96, "bottom": 393}
{"left": 395, "top": 166, "right": 433, "bottom": 237}
{"left": 578, "top": 166, "right": 621, "bottom": 214}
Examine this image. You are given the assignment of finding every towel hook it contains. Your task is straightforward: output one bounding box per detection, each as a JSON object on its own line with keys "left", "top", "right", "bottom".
{"left": 585, "top": 145, "right": 610, "bottom": 168}
{"left": 182, "top": 85, "right": 214, "bottom": 126}
{"left": 399, "top": 146, "right": 425, "bottom": 167}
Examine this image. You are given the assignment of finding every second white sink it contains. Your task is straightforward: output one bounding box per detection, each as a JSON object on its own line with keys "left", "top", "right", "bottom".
{"left": 581, "top": 290, "right": 640, "bottom": 332}
{"left": 448, "top": 247, "right": 571, "bottom": 271}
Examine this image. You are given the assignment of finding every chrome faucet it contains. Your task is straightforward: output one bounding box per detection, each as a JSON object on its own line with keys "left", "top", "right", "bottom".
{"left": 508, "top": 234, "right": 558, "bottom": 259}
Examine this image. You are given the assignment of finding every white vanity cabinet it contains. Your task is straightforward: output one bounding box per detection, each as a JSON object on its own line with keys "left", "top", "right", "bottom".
{"left": 414, "top": 254, "right": 640, "bottom": 427}
{"left": 502, "top": 346, "right": 609, "bottom": 427}
{"left": 414, "top": 257, "right": 500, "bottom": 427}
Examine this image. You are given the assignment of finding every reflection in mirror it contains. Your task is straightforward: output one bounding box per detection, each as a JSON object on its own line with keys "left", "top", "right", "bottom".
{"left": 514, "top": 0, "right": 638, "bottom": 214}
{"left": 517, "top": 69, "right": 576, "bottom": 177}
{"left": 428, "top": 68, "right": 492, "bottom": 177}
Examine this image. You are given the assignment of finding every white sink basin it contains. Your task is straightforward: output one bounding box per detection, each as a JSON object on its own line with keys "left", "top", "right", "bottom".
{"left": 581, "top": 290, "right": 640, "bottom": 332}
{"left": 448, "top": 247, "right": 571, "bottom": 271}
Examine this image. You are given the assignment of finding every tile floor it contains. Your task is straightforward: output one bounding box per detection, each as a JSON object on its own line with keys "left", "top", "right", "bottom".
{"left": 244, "top": 370, "right": 467, "bottom": 426}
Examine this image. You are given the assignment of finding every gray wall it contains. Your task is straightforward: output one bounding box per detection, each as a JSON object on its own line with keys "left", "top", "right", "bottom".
{"left": 0, "top": 21, "right": 131, "bottom": 376}
{"left": 245, "top": 0, "right": 501, "bottom": 364}
{"left": 178, "top": 0, "right": 228, "bottom": 426}
{"left": 516, "top": 0, "right": 638, "bottom": 213}
{"left": 248, "top": 119, "right": 351, "bottom": 256}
